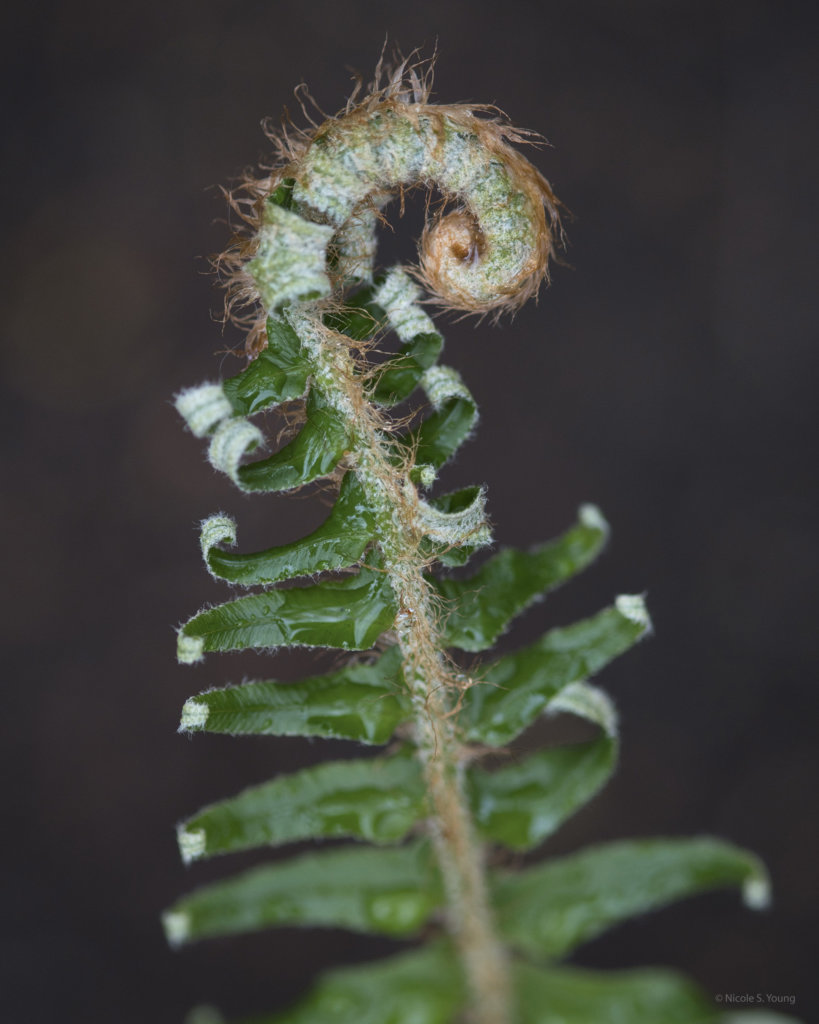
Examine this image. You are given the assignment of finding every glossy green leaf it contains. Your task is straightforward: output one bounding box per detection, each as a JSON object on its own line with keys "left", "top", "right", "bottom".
{"left": 435, "top": 506, "right": 610, "bottom": 652}
{"left": 222, "top": 317, "right": 310, "bottom": 416}
{"left": 469, "top": 737, "right": 616, "bottom": 851}
{"left": 494, "top": 837, "right": 770, "bottom": 961}
{"left": 205, "top": 472, "right": 375, "bottom": 586}
{"left": 177, "top": 566, "right": 397, "bottom": 661}
{"left": 162, "top": 842, "right": 441, "bottom": 946}
{"left": 404, "top": 387, "right": 477, "bottom": 476}
{"left": 179, "top": 645, "right": 410, "bottom": 743}
{"left": 461, "top": 599, "right": 647, "bottom": 746}
{"left": 236, "top": 390, "right": 350, "bottom": 493}
{"left": 514, "top": 961, "right": 715, "bottom": 1024}
{"left": 176, "top": 752, "right": 426, "bottom": 862}
{"left": 371, "top": 331, "right": 444, "bottom": 407}
{"left": 245, "top": 942, "right": 464, "bottom": 1024}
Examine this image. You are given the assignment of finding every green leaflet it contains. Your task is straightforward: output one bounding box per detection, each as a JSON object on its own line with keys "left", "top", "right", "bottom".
{"left": 162, "top": 842, "right": 441, "bottom": 946}
{"left": 494, "top": 838, "right": 770, "bottom": 961}
{"left": 204, "top": 472, "right": 375, "bottom": 586}
{"left": 514, "top": 962, "right": 715, "bottom": 1024}
{"left": 435, "top": 505, "right": 611, "bottom": 651}
{"left": 238, "top": 942, "right": 464, "bottom": 1024}
{"left": 176, "top": 752, "right": 426, "bottom": 862}
{"left": 371, "top": 331, "right": 444, "bottom": 407}
{"left": 176, "top": 566, "right": 396, "bottom": 662}
{"left": 411, "top": 389, "right": 475, "bottom": 471}
{"left": 222, "top": 317, "right": 310, "bottom": 416}
{"left": 178, "top": 733, "right": 612, "bottom": 861}
{"left": 469, "top": 737, "right": 616, "bottom": 851}
{"left": 236, "top": 390, "right": 350, "bottom": 493}
{"left": 179, "top": 645, "right": 410, "bottom": 743}
{"left": 404, "top": 370, "right": 477, "bottom": 477}
{"left": 461, "top": 599, "right": 648, "bottom": 746}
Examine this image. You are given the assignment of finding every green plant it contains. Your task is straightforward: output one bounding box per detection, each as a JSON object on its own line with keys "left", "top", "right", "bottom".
{"left": 164, "top": 59, "right": 797, "bottom": 1024}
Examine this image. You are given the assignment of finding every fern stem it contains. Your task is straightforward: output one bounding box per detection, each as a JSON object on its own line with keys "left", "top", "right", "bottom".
{"left": 397, "top": 588, "right": 512, "bottom": 1024}
{"left": 290, "top": 307, "right": 512, "bottom": 1024}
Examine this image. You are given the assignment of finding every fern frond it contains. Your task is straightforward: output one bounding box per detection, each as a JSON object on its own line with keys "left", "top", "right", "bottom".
{"left": 168, "top": 56, "right": 796, "bottom": 1024}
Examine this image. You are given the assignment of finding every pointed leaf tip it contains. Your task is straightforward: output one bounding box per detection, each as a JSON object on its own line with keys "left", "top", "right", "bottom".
{"left": 180, "top": 698, "right": 209, "bottom": 731}
{"left": 548, "top": 681, "right": 619, "bottom": 739}
{"left": 208, "top": 418, "right": 265, "bottom": 484}
{"left": 200, "top": 515, "right": 237, "bottom": 562}
{"left": 162, "top": 910, "right": 190, "bottom": 948}
{"left": 578, "top": 502, "right": 609, "bottom": 534}
{"left": 177, "top": 634, "right": 205, "bottom": 665}
{"left": 615, "top": 593, "right": 652, "bottom": 632}
{"left": 175, "top": 383, "right": 232, "bottom": 438}
{"left": 177, "top": 826, "right": 207, "bottom": 865}
{"left": 743, "top": 874, "right": 771, "bottom": 910}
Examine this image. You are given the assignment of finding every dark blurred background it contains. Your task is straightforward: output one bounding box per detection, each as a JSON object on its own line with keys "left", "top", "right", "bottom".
{"left": 2, "top": 1, "right": 817, "bottom": 1021}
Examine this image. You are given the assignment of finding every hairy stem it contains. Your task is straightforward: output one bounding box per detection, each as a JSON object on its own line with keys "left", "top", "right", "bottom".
{"left": 290, "top": 307, "right": 512, "bottom": 1024}
{"left": 396, "top": 584, "right": 512, "bottom": 1024}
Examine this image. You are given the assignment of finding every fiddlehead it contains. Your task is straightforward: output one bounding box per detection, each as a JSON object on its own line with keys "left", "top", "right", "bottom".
{"left": 166, "top": 58, "right": 780, "bottom": 1024}
{"left": 221, "top": 60, "right": 560, "bottom": 360}
{"left": 269, "top": 100, "right": 559, "bottom": 314}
